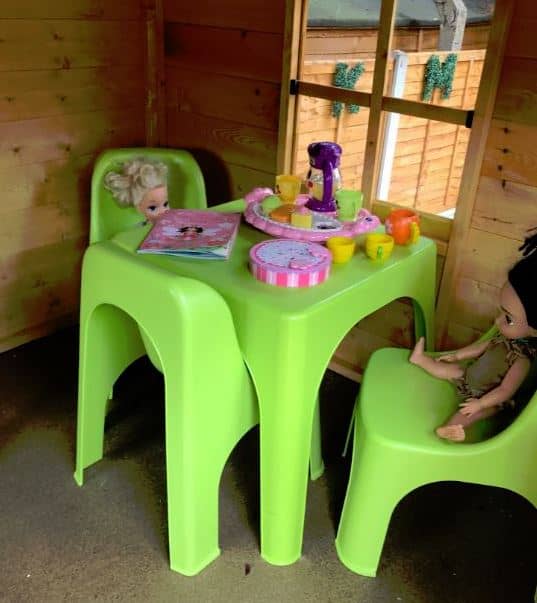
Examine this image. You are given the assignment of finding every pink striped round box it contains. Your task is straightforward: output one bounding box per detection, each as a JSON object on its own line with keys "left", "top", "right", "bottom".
{"left": 249, "top": 239, "right": 332, "bottom": 288}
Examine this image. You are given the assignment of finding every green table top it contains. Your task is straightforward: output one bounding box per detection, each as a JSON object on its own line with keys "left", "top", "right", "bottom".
{"left": 110, "top": 200, "right": 435, "bottom": 318}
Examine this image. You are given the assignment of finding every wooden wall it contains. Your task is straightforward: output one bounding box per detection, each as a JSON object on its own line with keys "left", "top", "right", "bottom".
{"left": 0, "top": 1, "right": 148, "bottom": 351}
{"left": 444, "top": 0, "right": 537, "bottom": 346}
{"left": 1, "top": 0, "right": 533, "bottom": 364}
{"left": 162, "top": 0, "right": 286, "bottom": 204}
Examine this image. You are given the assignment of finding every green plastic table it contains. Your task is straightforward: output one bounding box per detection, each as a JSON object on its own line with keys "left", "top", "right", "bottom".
{"left": 110, "top": 199, "right": 437, "bottom": 566}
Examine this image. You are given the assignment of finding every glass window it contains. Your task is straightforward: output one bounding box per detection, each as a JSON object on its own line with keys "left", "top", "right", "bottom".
{"left": 291, "top": 0, "right": 496, "bottom": 221}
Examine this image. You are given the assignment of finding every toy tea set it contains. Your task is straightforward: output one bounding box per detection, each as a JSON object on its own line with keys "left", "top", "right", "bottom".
{"left": 245, "top": 142, "right": 421, "bottom": 288}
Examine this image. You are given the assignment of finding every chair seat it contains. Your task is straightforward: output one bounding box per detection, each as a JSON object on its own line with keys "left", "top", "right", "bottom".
{"left": 360, "top": 347, "right": 495, "bottom": 451}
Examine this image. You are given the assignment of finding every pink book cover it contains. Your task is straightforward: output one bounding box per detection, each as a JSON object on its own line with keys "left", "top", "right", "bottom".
{"left": 137, "top": 209, "right": 241, "bottom": 260}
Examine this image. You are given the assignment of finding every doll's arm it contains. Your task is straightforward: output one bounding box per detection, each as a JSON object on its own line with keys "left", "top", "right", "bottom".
{"left": 436, "top": 338, "right": 490, "bottom": 363}
{"left": 459, "top": 356, "right": 531, "bottom": 416}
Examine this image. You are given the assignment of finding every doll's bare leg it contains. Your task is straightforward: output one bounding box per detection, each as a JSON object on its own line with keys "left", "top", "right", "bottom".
{"left": 409, "top": 337, "right": 464, "bottom": 380}
{"left": 436, "top": 406, "right": 500, "bottom": 442}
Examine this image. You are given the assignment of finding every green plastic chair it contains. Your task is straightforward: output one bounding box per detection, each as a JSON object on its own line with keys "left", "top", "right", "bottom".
{"left": 74, "top": 148, "right": 259, "bottom": 575}
{"left": 88, "top": 148, "right": 207, "bottom": 245}
{"left": 335, "top": 330, "right": 537, "bottom": 577}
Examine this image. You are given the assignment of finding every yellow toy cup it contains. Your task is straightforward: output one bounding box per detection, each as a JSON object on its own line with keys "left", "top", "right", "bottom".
{"left": 327, "top": 236, "right": 356, "bottom": 264}
{"left": 365, "top": 233, "right": 394, "bottom": 262}
{"left": 275, "top": 174, "right": 302, "bottom": 204}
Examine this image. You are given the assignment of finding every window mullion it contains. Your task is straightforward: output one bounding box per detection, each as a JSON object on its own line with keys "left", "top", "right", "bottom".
{"left": 294, "top": 81, "right": 471, "bottom": 126}
{"left": 361, "top": 0, "right": 398, "bottom": 209}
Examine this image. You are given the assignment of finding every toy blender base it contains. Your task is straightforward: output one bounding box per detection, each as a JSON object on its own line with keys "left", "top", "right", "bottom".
{"left": 244, "top": 200, "right": 380, "bottom": 242}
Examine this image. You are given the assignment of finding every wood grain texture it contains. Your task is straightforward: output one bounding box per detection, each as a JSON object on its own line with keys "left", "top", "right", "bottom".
{"left": 166, "top": 66, "right": 280, "bottom": 130}
{"left": 164, "top": 0, "right": 285, "bottom": 34}
{"left": 505, "top": 18, "right": 537, "bottom": 59}
{"left": 0, "top": 19, "right": 144, "bottom": 71}
{"left": 0, "top": 3, "right": 147, "bottom": 350}
{"left": 482, "top": 120, "right": 537, "bottom": 187}
{"left": 460, "top": 227, "right": 523, "bottom": 289}
{"left": 226, "top": 164, "right": 275, "bottom": 199}
{"left": 0, "top": 0, "right": 142, "bottom": 20}
{"left": 473, "top": 176, "right": 537, "bottom": 239}
{"left": 0, "top": 66, "right": 143, "bottom": 123}
{"left": 450, "top": 276, "right": 501, "bottom": 333}
{"left": 493, "top": 57, "right": 537, "bottom": 126}
{"left": 0, "top": 108, "right": 145, "bottom": 169}
{"left": 435, "top": 0, "right": 514, "bottom": 346}
{"left": 162, "top": 1, "right": 284, "bottom": 206}
{"left": 167, "top": 110, "right": 278, "bottom": 175}
{"left": 165, "top": 23, "right": 283, "bottom": 83}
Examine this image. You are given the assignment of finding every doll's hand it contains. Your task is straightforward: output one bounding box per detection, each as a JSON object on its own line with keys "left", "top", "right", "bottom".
{"left": 435, "top": 352, "right": 457, "bottom": 363}
{"left": 459, "top": 398, "right": 483, "bottom": 416}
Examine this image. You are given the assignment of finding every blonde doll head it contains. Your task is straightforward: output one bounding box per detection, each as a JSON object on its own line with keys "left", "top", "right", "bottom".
{"left": 104, "top": 157, "right": 169, "bottom": 222}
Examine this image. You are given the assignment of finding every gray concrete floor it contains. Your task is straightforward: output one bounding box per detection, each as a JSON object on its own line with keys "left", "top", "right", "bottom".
{"left": 0, "top": 328, "right": 535, "bottom": 602}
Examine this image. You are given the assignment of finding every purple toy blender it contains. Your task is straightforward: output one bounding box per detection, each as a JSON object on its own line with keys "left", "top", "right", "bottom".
{"left": 305, "top": 141, "right": 342, "bottom": 213}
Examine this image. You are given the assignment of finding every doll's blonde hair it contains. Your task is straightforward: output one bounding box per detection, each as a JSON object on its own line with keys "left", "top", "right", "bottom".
{"left": 104, "top": 157, "right": 168, "bottom": 208}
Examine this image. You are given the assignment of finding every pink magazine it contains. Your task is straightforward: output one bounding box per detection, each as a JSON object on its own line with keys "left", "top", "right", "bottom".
{"left": 137, "top": 209, "right": 241, "bottom": 260}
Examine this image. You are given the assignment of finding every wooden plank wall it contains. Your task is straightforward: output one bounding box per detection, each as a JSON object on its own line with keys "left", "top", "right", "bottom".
{"left": 0, "top": 1, "right": 147, "bottom": 351}
{"left": 444, "top": 0, "right": 537, "bottom": 347}
{"left": 162, "top": 0, "right": 286, "bottom": 204}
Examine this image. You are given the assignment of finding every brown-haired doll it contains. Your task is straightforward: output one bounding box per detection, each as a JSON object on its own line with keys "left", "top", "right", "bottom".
{"left": 104, "top": 157, "right": 169, "bottom": 223}
{"left": 410, "top": 229, "right": 537, "bottom": 442}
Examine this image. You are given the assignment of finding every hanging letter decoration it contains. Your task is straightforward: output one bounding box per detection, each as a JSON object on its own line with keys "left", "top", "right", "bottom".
{"left": 332, "top": 62, "right": 365, "bottom": 118}
{"left": 422, "top": 53, "right": 458, "bottom": 101}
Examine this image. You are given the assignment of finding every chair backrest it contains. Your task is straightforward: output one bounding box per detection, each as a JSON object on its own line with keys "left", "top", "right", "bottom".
{"left": 90, "top": 148, "right": 207, "bottom": 244}
{"left": 474, "top": 342, "right": 537, "bottom": 487}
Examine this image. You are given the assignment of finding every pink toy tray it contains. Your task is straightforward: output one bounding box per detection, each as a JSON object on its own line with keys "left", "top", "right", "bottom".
{"left": 250, "top": 239, "right": 332, "bottom": 288}
{"left": 244, "top": 200, "right": 380, "bottom": 242}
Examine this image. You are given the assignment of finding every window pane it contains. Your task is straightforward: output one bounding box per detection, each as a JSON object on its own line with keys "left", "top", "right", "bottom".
{"left": 302, "top": 0, "right": 382, "bottom": 94}
{"left": 293, "top": 1, "right": 496, "bottom": 218}
{"left": 292, "top": 101, "right": 370, "bottom": 192}
{"left": 376, "top": 114, "right": 467, "bottom": 217}
{"left": 386, "top": 0, "right": 493, "bottom": 110}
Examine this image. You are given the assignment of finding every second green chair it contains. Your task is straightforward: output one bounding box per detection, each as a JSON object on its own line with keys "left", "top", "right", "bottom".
{"left": 336, "top": 341, "right": 537, "bottom": 577}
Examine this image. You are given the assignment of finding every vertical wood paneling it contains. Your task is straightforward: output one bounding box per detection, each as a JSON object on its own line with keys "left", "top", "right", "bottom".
{"left": 441, "top": 1, "right": 537, "bottom": 347}
{"left": 435, "top": 0, "right": 515, "bottom": 346}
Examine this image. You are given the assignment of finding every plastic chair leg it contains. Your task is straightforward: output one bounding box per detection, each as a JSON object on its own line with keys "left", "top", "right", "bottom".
{"left": 74, "top": 305, "right": 145, "bottom": 485}
{"left": 335, "top": 433, "right": 408, "bottom": 577}
{"left": 310, "top": 395, "right": 325, "bottom": 480}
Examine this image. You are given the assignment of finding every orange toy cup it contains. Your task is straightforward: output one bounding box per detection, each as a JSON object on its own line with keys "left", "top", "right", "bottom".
{"left": 384, "top": 209, "right": 420, "bottom": 245}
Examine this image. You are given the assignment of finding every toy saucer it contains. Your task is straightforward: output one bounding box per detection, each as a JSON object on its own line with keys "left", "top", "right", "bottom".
{"left": 249, "top": 239, "right": 332, "bottom": 288}
{"left": 244, "top": 200, "right": 380, "bottom": 242}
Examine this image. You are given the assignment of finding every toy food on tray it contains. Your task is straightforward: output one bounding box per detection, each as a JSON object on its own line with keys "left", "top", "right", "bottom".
{"left": 243, "top": 143, "right": 380, "bottom": 241}
{"left": 243, "top": 187, "right": 380, "bottom": 242}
